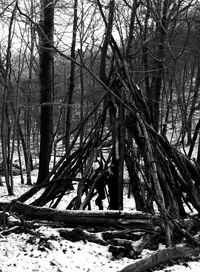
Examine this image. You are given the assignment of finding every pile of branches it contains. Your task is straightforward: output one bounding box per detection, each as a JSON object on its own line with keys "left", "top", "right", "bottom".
{"left": 15, "top": 70, "right": 200, "bottom": 207}
{"left": 1, "top": 62, "right": 200, "bottom": 260}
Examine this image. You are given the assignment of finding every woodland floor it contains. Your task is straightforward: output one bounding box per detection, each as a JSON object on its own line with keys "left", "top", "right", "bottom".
{"left": 0, "top": 168, "right": 200, "bottom": 272}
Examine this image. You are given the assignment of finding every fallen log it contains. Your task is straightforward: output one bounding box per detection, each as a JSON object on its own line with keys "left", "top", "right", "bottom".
{"left": 0, "top": 201, "right": 159, "bottom": 230}
{"left": 119, "top": 245, "right": 200, "bottom": 272}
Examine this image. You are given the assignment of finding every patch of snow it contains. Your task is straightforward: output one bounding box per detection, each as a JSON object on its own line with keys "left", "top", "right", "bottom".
{"left": 0, "top": 228, "right": 135, "bottom": 272}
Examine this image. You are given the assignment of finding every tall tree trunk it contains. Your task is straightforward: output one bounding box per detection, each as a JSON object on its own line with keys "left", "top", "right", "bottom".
{"left": 79, "top": 4, "right": 85, "bottom": 148}
{"left": 187, "top": 62, "right": 200, "bottom": 145}
{"left": 25, "top": 0, "right": 35, "bottom": 185}
{"left": 1, "top": 4, "right": 17, "bottom": 195}
{"left": 37, "top": 0, "right": 54, "bottom": 184}
{"left": 65, "top": 0, "right": 78, "bottom": 155}
{"left": 98, "top": 0, "right": 123, "bottom": 209}
{"left": 125, "top": 0, "right": 138, "bottom": 64}
{"left": 147, "top": 0, "right": 169, "bottom": 132}
{"left": 142, "top": 0, "right": 150, "bottom": 104}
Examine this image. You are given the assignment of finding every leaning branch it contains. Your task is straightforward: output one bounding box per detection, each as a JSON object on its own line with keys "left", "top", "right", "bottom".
{"left": 119, "top": 245, "right": 200, "bottom": 272}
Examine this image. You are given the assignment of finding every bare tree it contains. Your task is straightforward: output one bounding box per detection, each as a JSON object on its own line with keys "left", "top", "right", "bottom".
{"left": 37, "top": 0, "right": 54, "bottom": 184}
{"left": 64, "top": 0, "right": 78, "bottom": 155}
{"left": 0, "top": 2, "right": 18, "bottom": 195}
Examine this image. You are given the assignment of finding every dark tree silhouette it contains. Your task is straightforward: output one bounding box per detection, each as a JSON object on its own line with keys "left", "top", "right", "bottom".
{"left": 37, "top": 0, "right": 54, "bottom": 184}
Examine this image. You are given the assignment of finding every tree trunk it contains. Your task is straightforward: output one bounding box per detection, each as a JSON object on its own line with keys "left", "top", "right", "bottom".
{"left": 25, "top": 0, "right": 35, "bottom": 185}
{"left": 187, "top": 63, "right": 200, "bottom": 145}
{"left": 147, "top": 1, "right": 169, "bottom": 132}
{"left": 65, "top": 0, "right": 78, "bottom": 155}
{"left": 0, "top": 4, "right": 17, "bottom": 196}
{"left": 119, "top": 246, "right": 200, "bottom": 272}
{"left": 0, "top": 201, "right": 158, "bottom": 230}
{"left": 37, "top": 0, "right": 54, "bottom": 184}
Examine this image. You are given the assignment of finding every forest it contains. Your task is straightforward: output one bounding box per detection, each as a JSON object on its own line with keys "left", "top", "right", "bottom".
{"left": 1, "top": 0, "right": 200, "bottom": 271}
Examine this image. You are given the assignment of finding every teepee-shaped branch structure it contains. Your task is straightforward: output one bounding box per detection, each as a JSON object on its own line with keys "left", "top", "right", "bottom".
{"left": 15, "top": 56, "right": 200, "bottom": 246}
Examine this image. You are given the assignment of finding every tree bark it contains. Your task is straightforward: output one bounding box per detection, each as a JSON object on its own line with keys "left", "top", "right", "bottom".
{"left": 119, "top": 246, "right": 200, "bottom": 272}
{"left": 147, "top": 1, "right": 169, "bottom": 132}
{"left": 65, "top": 0, "right": 78, "bottom": 155}
{"left": 37, "top": 0, "right": 54, "bottom": 184}
{"left": 0, "top": 201, "right": 158, "bottom": 230}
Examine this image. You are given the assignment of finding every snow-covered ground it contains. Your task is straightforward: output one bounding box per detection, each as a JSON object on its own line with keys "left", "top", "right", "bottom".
{"left": 0, "top": 228, "right": 134, "bottom": 272}
{"left": 0, "top": 172, "right": 200, "bottom": 271}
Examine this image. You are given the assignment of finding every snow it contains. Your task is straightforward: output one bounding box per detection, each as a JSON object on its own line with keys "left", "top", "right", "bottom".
{"left": 0, "top": 225, "right": 134, "bottom": 272}
{"left": 0, "top": 173, "right": 200, "bottom": 271}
